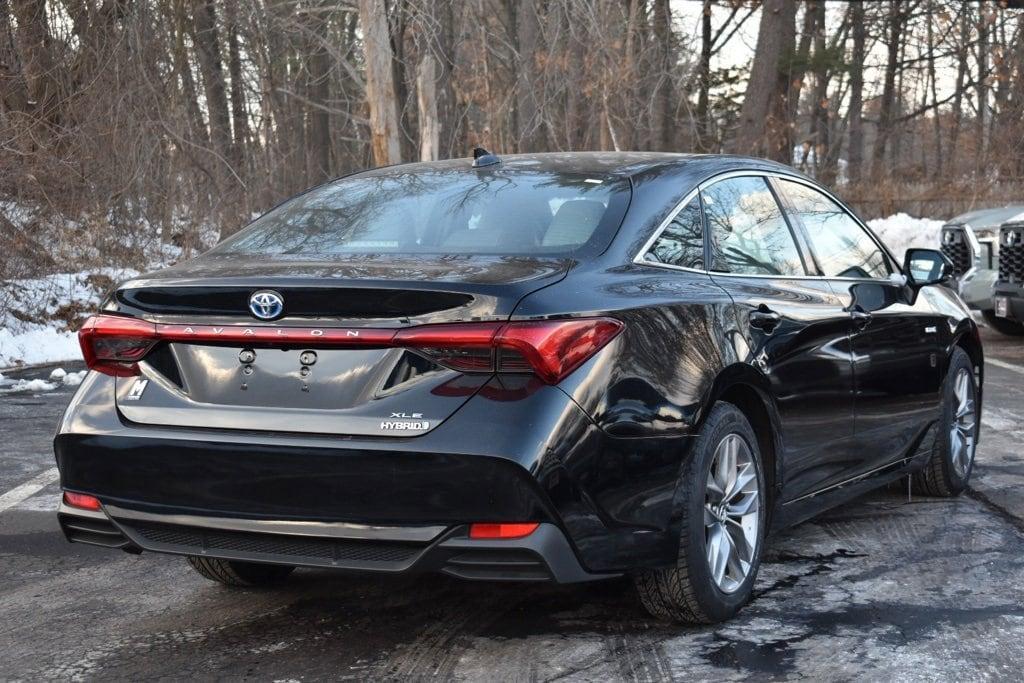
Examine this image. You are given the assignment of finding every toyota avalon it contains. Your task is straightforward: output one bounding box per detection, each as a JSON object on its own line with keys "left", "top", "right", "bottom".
{"left": 55, "top": 151, "right": 982, "bottom": 623}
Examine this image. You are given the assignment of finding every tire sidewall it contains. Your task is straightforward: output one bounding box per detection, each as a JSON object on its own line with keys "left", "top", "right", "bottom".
{"left": 935, "top": 349, "right": 978, "bottom": 492}
{"left": 681, "top": 403, "right": 768, "bottom": 622}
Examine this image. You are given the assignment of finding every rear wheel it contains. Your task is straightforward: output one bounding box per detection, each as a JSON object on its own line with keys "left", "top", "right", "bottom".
{"left": 913, "top": 348, "right": 978, "bottom": 497}
{"left": 982, "top": 310, "right": 1024, "bottom": 336}
{"left": 187, "top": 556, "right": 295, "bottom": 587}
{"left": 633, "top": 402, "right": 767, "bottom": 623}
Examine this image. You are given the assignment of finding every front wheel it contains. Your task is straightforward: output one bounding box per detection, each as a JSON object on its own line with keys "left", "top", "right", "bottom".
{"left": 633, "top": 402, "right": 767, "bottom": 623}
{"left": 913, "top": 348, "right": 978, "bottom": 497}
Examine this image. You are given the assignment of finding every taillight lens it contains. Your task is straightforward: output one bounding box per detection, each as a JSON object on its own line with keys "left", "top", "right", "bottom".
{"left": 79, "top": 315, "right": 158, "bottom": 376}
{"left": 76, "top": 315, "right": 622, "bottom": 384}
{"left": 398, "top": 318, "right": 622, "bottom": 383}
{"left": 496, "top": 319, "right": 624, "bottom": 384}
{"left": 394, "top": 323, "right": 503, "bottom": 373}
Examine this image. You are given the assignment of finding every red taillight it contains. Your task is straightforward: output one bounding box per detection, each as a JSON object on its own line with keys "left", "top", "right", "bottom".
{"left": 78, "top": 315, "right": 158, "bottom": 376}
{"left": 496, "top": 319, "right": 624, "bottom": 384}
{"left": 76, "top": 314, "right": 622, "bottom": 384}
{"left": 469, "top": 522, "right": 540, "bottom": 539}
{"left": 394, "top": 322, "right": 504, "bottom": 373}
{"left": 63, "top": 491, "right": 102, "bottom": 511}
{"left": 398, "top": 318, "right": 623, "bottom": 383}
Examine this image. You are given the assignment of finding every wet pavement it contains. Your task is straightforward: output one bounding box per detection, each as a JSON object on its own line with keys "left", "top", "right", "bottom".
{"left": 1, "top": 327, "right": 1023, "bottom": 680}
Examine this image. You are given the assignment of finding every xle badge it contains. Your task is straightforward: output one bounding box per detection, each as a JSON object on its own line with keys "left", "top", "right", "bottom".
{"left": 124, "top": 379, "right": 149, "bottom": 401}
{"left": 379, "top": 412, "right": 430, "bottom": 432}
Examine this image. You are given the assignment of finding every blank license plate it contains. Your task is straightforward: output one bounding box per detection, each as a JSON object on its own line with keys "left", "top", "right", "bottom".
{"left": 995, "top": 297, "right": 1010, "bottom": 318}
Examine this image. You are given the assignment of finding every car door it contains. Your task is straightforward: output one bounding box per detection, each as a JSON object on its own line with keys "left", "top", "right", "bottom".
{"left": 773, "top": 177, "right": 943, "bottom": 474}
{"left": 700, "top": 174, "right": 858, "bottom": 502}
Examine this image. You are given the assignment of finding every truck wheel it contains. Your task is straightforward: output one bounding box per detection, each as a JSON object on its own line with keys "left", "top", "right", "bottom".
{"left": 187, "top": 556, "right": 295, "bottom": 587}
{"left": 982, "top": 310, "right": 1024, "bottom": 336}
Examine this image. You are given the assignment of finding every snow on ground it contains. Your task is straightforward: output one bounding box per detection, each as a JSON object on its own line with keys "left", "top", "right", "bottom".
{"left": 0, "top": 268, "right": 138, "bottom": 369}
{"left": 868, "top": 213, "right": 945, "bottom": 258}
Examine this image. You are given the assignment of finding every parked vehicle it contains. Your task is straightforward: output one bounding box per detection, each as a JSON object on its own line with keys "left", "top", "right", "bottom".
{"left": 993, "top": 217, "right": 1024, "bottom": 335}
{"left": 55, "top": 152, "right": 982, "bottom": 624}
{"left": 939, "top": 205, "right": 1024, "bottom": 336}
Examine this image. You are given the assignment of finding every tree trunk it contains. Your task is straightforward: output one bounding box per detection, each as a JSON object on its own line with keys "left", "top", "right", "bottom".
{"left": 224, "top": 0, "right": 249, "bottom": 161}
{"left": 191, "top": 0, "right": 238, "bottom": 177}
{"left": 926, "top": 1, "right": 942, "bottom": 177}
{"left": 847, "top": 0, "right": 865, "bottom": 183}
{"left": 417, "top": 54, "right": 439, "bottom": 161}
{"left": 652, "top": 0, "right": 673, "bottom": 151}
{"left": 976, "top": 1, "right": 989, "bottom": 167}
{"left": 421, "top": 0, "right": 459, "bottom": 158}
{"left": 732, "top": 0, "right": 796, "bottom": 162}
{"left": 10, "top": 0, "right": 61, "bottom": 130}
{"left": 949, "top": 6, "right": 969, "bottom": 174}
{"left": 513, "top": 0, "right": 541, "bottom": 152}
{"left": 810, "top": 0, "right": 829, "bottom": 180}
{"left": 696, "top": 0, "right": 712, "bottom": 152}
{"left": 871, "top": 0, "right": 903, "bottom": 176}
{"left": 358, "top": 0, "right": 402, "bottom": 165}
{"left": 305, "top": 0, "right": 331, "bottom": 182}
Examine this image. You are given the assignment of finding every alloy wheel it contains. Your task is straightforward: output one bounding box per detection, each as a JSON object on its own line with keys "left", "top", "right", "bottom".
{"left": 704, "top": 433, "right": 760, "bottom": 594}
{"left": 950, "top": 367, "right": 977, "bottom": 478}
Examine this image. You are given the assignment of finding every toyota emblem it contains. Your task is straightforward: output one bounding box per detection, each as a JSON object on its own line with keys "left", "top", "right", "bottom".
{"left": 249, "top": 290, "right": 285, "bottom": 320}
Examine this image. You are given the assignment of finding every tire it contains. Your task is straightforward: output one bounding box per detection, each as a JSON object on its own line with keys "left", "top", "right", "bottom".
{"left": 982, "top": 310, "right": 1024, "bottom": 337}
{"left": 633, "top": 402, "right": 768, "bottom": 624}
{"left": 187, "top": 556, "right": 295, "bottom": 587}
{"left": 913, "top": 348, "right": 978, "bottom": 497}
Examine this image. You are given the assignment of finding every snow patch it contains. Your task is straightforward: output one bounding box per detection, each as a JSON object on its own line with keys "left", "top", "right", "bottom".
{"left": 62, "top": 370, "right": 86, "bottom": 386}
{"left": 0, "top": 325, "right": 81, "bottom": 369}
{"left": 0, "top": 377, "right": 57, "bottom": 393}
{"left": 868, "top": 213, "right": 945, "bottom": 261}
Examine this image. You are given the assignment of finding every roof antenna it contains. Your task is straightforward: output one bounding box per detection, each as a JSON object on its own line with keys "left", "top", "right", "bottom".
{"left": 472, "top": 147, "right": 501, "bottom": 168}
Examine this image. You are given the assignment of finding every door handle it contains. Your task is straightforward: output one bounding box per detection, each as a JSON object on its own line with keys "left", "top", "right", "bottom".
{"left": 749, "top": 305, "right": 782, "bottom": 332}
{"left": 851, "top": 307, "right": 873, "bottom": 329}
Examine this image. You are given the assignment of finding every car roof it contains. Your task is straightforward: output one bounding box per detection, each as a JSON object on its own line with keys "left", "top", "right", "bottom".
{"left": 351, "top": 152, "right": 799, "bottom": 181}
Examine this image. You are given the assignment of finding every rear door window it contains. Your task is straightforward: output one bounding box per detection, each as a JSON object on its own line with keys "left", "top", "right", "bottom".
{"left": 702, "top": 176, "right": 806, "bottom": 276}
{"left": 644, "top": 196, "right": 704, "bottom": 269}
{"left": 777, "top": 179, "right": 892, "bottom": 279}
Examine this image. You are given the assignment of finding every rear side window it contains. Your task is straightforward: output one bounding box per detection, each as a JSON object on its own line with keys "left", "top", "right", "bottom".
{"left": 778, "top": 179, "right": 892, "bottom": 279}
{"left": 210, "top": 170, "right": 629, "bottom": 257}
{"left": 644, "top": 196, "right": 704, "bottom": 269}
{"left": 702, "top": 176, "right": 806, "bottom": 276}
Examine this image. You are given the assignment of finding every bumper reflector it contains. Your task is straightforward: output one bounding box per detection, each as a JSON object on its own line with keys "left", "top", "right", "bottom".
{"left": 469, "top": 522, "right": 540, "bottom": 540}
{"left": 63, "top": 491, "right": 102, "bottom": 511}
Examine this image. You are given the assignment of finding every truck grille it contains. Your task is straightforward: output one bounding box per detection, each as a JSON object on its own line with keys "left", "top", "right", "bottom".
{"left": 999, "top": 226, "right": 1024, "bottom": 284}
{"left": 940, "top": 226, "right": 972, "bottom": 277}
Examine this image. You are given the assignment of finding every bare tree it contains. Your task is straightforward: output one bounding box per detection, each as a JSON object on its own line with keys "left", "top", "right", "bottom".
{"left": 733, "top": 0, "right": 796, "bottom": 162}
{"left": 359, "top": 0, "right": 402, "bottom": 165}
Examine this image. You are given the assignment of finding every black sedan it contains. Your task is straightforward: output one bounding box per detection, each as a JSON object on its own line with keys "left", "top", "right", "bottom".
{"left": 55, "top": 152, "right": 982, "bottom": 623}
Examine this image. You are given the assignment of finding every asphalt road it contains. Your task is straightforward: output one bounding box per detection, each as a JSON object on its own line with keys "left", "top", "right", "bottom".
{"left": 2, "top": 328, "right": 1024, "bottom": 681}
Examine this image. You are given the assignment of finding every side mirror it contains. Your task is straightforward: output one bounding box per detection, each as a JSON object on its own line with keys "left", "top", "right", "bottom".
{"left": 903, "top": 248, "right": 952, "bottom": 288}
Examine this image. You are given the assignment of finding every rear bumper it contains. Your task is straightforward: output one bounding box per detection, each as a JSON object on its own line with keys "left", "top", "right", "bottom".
{"left": 55, "top": 373, "right": 695, "bottom": 575}
{"left": 58, "top": 501, "right": 612, "bottom": 583}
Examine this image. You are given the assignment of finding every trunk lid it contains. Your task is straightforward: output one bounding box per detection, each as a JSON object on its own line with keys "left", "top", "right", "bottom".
{"left": 109, "top": 254, "right": 569, "bottom": 436}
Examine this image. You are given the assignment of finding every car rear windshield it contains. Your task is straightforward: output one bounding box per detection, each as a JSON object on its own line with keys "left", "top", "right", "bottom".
{"left": 212, "top": 169, "right": 631, "bottom": 257}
